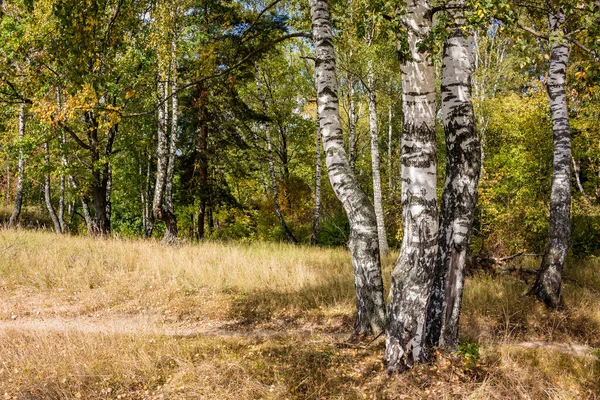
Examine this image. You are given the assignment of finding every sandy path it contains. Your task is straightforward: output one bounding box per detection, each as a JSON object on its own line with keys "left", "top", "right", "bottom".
{"left": 0, "top": 315, "right": 345, "bottom": 339}
{"left": 0, "top": 316, "right": 595, "bottom": 358}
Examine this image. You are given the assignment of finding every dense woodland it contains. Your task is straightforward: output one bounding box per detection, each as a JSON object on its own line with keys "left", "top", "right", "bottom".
{"left": 1, "top": 0, "right": 599, "bottom": 374}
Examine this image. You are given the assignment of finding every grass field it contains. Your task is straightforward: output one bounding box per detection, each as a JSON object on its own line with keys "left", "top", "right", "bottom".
{"left": 0, "top": 230, "right": 599, "bottom": 399}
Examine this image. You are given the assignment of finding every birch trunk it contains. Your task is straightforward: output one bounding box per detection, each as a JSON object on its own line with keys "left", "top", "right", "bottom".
{"left": 58, "top": 175, "right": 66, "bottom": 232}
{"left": 152, "top": 72, "right": 167, "bottom": 229}
{"left": 9, "top": 103, "right": 25, "bottom": 228}
{"left": 310, "top": 0, "right": 386, "bottom": 336}
{"left": 197, "top": 120, "right": 209, "bottom": 240}
{"left": 105, "top": 164, "right": 112, "bottom": 233}
{"left": 56, "top": 87, "right": 67, "bottom": 233}
{"left": 163, "top": 42, "right": 179, "bottom": 243}
{"left": 348, "top": 76, "right": 357, "bottom": 172}
{"left": 255, "top": 64, "right": 297, "bottom": 244}
{"left": 43, "top": 142, "right": 62, "bottom": 233}
{"left": 529, "top": 10, "right": 571, "bottom": 308}
{"left": 152, "top": 68, "right": 177, "bottom": 242}
{"left": 311, "top": 123, "right": 322, "bottom": 246}
{"left": 425, "top": 15, "right": 480, "bottom": 351}
{"left": 57, "top": 89, "right": 67, "bottom": 232}
{"left": 367, "top": 66, "right": 389, "bottom": 254}
{"left": 143, "top": 152, "right": 153, "bottom": 237}
{"left": 388, "top": 104, "right": 393, "bottom": 190}
{"left": 572, "top": 157, "right": 590, "bottom": 204}
{"left": 385, "top": 0, "right": 438, "bottom": 372}
{"left": 4, "top": 159, "right": 9, "bottom": 207}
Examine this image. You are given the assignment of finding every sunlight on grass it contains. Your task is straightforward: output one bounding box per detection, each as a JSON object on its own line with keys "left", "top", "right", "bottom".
{"left": 0, "top": 230, "right": 599, "bottom": 399}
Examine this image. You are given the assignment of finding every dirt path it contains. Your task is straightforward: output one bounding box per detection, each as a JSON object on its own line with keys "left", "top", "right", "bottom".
{"left": 0, "top": 316, "right": 595, "bottom": 358}
{"left": 0, "top": 315, "right": 346, "bottom": 340}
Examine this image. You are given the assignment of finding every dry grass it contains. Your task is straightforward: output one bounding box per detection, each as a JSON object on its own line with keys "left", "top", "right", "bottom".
{"left": 0, "top": 229, "right": 599, "bottom": 399}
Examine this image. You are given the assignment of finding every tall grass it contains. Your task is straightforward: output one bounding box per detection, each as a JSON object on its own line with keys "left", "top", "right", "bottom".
{"left": 0, "top": 230, "right": 599, "bottom": 399}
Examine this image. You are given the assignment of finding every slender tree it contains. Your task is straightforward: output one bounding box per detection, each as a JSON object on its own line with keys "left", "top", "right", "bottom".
{"left": 385, "top": 0, "right": 438, "bottom": 372}
{"left": 366, "top": 63, "right": 389, "bottom": 255}
{"left": 163, "top": 39, "right": 180, "bottom": 243}
{"left": 529, "top": 8, "right": 572, "bottom": 308}
{"left": 8, "top": 103, "right": 25, "bottom": 228}
{"left": 255, "top": 63, "right": 298, "bottom": 244}
{"left": 42, "top": 141, "right": 62, "bottom": 233}
{"left": 310, "top": 0, "right": 386, "bottom": 336}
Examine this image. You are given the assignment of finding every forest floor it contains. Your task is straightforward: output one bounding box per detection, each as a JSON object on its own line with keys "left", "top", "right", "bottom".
{"left": 0, "top": 230, "right": 599, "bottom": 399}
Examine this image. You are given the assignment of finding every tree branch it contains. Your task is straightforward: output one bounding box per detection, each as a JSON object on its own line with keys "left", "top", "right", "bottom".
{"left": 122, "top": 32, "right": 311, "bottom": 118}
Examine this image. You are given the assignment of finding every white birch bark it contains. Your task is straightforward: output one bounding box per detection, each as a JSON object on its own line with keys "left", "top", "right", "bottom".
{"left": 530, "top": 10, "right": 571, "bottom": 308}
{"left": 425, "top": 10, "right": 481, "bottom": 351}
{"left": 4, "top": 159, "right": 9, "bottom": 207}
{"left": 571, "top": 157, "right": 590, "bottom": 204}
{"left": 9, "top": 103, "right": 25, "bottom": 228}
{"left": 151, "top": 66, "right": 177, "bottom": 242}
{"left": 311, "top": 122, "right": 322, "bottom": 246}
{"left": 43, "top": 141, "right": 62, "bottom": 233}
{"left": 310, "top": 0, "right": 385, "bottom": 336}
{"left": 151, "top": 71, "right": 167, "bottom": 218}
{"left": 348, "top": 73, "right": 357, "bottom": 171}
{"left": 388, "top": 104, "right": 393, "bottom": 190}
{"left": 385, "top": 0, "right": 438, "bottom": 372}
{"left": 163, "top": 41, "right": 179, "bottom": 243}
{"left": 366, "top": 66, "right": 389, "bottom": 254}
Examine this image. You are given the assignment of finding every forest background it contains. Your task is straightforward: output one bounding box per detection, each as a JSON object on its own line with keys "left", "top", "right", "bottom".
{"left": 0, "top": 0, "right": 598, "bottom": 259}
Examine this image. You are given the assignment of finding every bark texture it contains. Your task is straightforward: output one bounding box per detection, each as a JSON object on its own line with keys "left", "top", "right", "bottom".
{"left": 348, "top": 74, "right": 357, "bottom": 171}
{"left": 311, "top": 123, "right": 322, "bottom": 246}
{"left": 367, "top": 66, "right": 389, "bottom": 255}
{"left": 425, "top": 15, "right": 480, "bottom": 352}
{"left": 163, "top": 42, "right": 179, "bottom": 243}
{"left": 9, "top": 103, "right": 25, "bottom": 228}
{"left": 385, "top": 0, "right": 438, "bottom": 372}
{"left": 152, "top": 69, "right": 178, "bottom": 243}
{"left": 310, "top": 0, "right": 385, "bottom": 336}
{"left": 388, "top": 104, "right": 393, "bottom": 190}
{"left": 530, "top": 10, "right": 571, "bottom": 308}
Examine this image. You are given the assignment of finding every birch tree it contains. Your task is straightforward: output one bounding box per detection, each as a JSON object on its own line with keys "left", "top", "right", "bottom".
{"left": 385, "top": 0, "right": 438, "bottom": 372}
{"left": 425, "top": 5, "right": 481, "bottom": 351}
{"left": 8, "top": 103, "right": 25, "bottom": 228}
{"left": 309, "top": 0, "right": 386, "bottom": 336}
{"left": 365, "top": 25, "right": 389, "bottom": 255}
{"left": 529, "top": 8, "right": 572, "bottom": 308}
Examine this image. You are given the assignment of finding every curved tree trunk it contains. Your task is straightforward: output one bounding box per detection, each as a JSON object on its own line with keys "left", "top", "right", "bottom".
{"left": 43, "top": 141, "right": 63, "bottom": 233}
{"left": 529, "top": 10, "right": 571, "bottom": 308}
{"left": 367, "top": 66, "right": 389, "bottom": 255}
{"left": 425, "top": 15, "right": 480, "bottom": 352}
{"left": 9, "top": 103, "right": 25, "bottom": 228}
{"left": 310, "top": 0, "right": 386, "bottom": 336}
{"left": 385, "top": 0, "right": 438, "bottom": 372}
